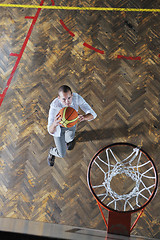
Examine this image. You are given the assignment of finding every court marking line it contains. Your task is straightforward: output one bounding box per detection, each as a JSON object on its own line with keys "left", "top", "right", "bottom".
{"left": 60, "top": 20, "right": 75, "bottom": 37}
{"left": 0, "top": 4, "right": 160, "bottom": 12}
{"left": 25, "top": 16, "right": 35, "bottom": 19}
{"left": 1, "top": 2, "right": 159, "bottom": 105}
{"left": 10, "top": 53, "right": 19, "bottom": 57}
{"left": 59, "top": 19, "right": 104, "bottom": 54}
{"left": 117, "top": 55, "right": 141, "bottom": 60}
{"left": 83, "top": 42, "right": 104, "bottom": 54}
{"left": 0, "top": 0, "right": 45, "bottom": 106}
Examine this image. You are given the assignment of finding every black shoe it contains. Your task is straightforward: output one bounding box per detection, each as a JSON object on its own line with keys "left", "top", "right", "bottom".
{"left": 47, "top": 153, "right": 55, "bottom": 166}
{"left": 67, "top": 139, "right": 76, "bottom": 150}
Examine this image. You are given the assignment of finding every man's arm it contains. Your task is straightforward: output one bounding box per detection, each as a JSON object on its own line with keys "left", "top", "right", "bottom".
{"left": 48, "top": 100, "right": 61, "bottom": 135}
{"left": 78, "top": 113, "right": 94, "bottom": 122}
{"left": 49, "top": 114, "right": 61, "bottom": 134}
{"left": 78, "top": 94, "right": 97, "bottom": 121}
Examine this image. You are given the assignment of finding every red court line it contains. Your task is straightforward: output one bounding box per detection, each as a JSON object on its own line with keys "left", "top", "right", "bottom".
{"left": 25, "top": 16, "right": 35, "bottom": 19}
{"left": 51, "top": 0, "right": 55, "bottom": 5}
{"left": 10, "top": 53, "right": 19, "bottom": 57}
{"left": 117, "top": 55, "right": 141, "bottom": 60}
{"left": 0, "top": 0, "right": 45, "bottom": 106}
{"left": 60, "top": 19, "right": 75, "bottom": 37}
{"left": 83, "top": 42, "right": 104, "bottom": 54}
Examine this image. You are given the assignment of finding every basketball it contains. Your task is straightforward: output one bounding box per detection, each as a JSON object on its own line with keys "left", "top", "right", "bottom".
{"left": 58, "top": 107, "right": 79, "bottom": 128}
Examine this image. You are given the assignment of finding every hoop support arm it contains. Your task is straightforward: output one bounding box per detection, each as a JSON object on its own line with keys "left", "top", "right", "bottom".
{"left": 130, "top": 208, "right": 145, "bottom": 232}
{"left": 97, "top": 201, "right": 108, "bottom": 229}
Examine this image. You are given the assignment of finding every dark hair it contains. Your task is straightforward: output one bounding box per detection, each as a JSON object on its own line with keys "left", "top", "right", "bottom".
{"left": 58, "top": 85, "right": 72, "bottom": 94}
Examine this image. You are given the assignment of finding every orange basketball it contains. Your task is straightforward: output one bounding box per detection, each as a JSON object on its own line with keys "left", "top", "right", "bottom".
{"left": 58, "top": 107, "right": 79, "bottom": 128}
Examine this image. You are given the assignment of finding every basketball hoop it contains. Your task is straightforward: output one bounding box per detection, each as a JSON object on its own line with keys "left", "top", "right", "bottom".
{"left": 87, "top": 143, "right": 158, "bottom": 236}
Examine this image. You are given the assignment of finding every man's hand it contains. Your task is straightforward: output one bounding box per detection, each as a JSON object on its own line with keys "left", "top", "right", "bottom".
{"left": 49, "top": 114, "right": 62, "bottom": 134}
{"left": 54, "top": 114, "right": 62, "bottom": 126}
{"left": 78, "top": 114, "right": 85, "bottom": 122}
{"left": 78, "top": 113, "right": 94, "bottom": 122}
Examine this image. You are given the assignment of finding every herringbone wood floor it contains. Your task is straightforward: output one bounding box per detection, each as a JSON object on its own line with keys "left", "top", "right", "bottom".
{"left": 0, "top": 0, "right": 160, "bottom": 238}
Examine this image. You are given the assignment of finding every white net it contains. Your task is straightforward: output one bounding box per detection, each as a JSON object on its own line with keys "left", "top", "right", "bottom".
{"left": 90, "top": 145, "right": 157, "bottom": 212}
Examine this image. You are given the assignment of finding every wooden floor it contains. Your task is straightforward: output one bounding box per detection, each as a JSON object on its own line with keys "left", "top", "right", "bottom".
{"left": 0, "top": 0, "right": 160, "bottom": 239}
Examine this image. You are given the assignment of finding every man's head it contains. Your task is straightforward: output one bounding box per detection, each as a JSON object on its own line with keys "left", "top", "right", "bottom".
{"left": 58, "top": 85, "right": 73, "bottom": 107}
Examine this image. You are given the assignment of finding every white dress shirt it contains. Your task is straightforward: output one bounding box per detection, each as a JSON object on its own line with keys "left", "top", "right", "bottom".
{"left": 48, "top": 93, "right": 97, "bottom": 137}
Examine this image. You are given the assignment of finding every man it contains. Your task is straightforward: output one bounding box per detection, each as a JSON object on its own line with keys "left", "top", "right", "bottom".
{"left": 47, "top": 85, "right": 97, "bottom": 166}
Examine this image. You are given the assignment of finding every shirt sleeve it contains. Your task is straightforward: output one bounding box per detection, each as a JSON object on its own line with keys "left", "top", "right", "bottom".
{"left": 47, "top": 104, "right": 61, "bottom": 137}
{"left": 78, "top": 94, "right": 97, "bottom": 120}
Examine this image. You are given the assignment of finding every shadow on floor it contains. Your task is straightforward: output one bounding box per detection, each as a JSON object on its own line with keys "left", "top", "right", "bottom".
{"left": 0, "top": 231, "right": 64, "bottom": 240}
{"left": 75, "top": 127, "right": 129, "bottom": 142}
